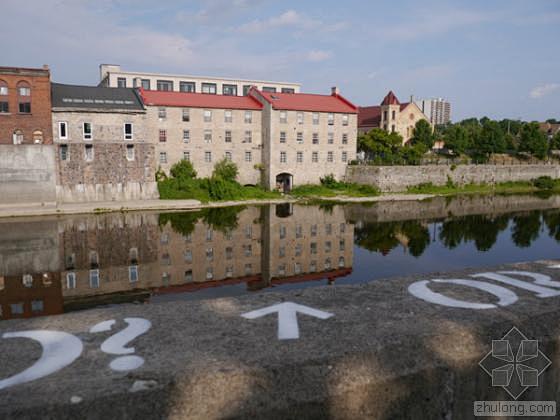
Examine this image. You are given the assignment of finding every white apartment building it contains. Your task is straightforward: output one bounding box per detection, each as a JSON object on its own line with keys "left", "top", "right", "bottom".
{"left": 99, "top": 64, "right": 301, "bottom": 96}
{"left": 415, "top": 97, "right": 451, "bottom": 125}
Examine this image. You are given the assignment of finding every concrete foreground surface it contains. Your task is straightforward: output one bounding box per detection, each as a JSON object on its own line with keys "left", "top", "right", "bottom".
{"left": 1, "top": 260, "right": 560, "bottom": 419}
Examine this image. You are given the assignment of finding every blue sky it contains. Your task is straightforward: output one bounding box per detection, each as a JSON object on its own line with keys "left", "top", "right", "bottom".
{"left": 2, "top": 0, "right": 559, "bottom": 121}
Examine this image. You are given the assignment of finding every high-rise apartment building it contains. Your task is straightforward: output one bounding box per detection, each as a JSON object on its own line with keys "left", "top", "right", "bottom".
{"left": 414, "top": 97, "right": 451, "bottom": 125}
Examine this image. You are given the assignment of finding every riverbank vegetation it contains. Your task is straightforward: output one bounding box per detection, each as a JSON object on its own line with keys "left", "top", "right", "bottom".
{"left": 290, "top": 174, "right": 380, "bottom": 198}
{"left": 406, "top": 176, "right": 560, "bottom": 196}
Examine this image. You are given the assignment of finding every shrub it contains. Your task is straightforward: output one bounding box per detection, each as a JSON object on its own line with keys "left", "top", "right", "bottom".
{"left": 446, "top": 175, "right": 457, "bottom": 189}
{"left": 532, "top": 176, "right": 555, "bottom": 190}
{"left": 320, "top": 174, "right": 338, "bottom": 188}
{"left": 155, "top": 167, "right": 168, "bottom": 182}
{"left": 212, "top": 159, "right": 238, "bottom": 181}
{"left": 170, "top": 160, "right": 197, "bottom": 180}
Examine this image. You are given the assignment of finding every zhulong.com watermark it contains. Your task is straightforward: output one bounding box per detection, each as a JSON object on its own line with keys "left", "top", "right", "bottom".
{"left": 474, "top": 327, "right": 555, "bottom": 417}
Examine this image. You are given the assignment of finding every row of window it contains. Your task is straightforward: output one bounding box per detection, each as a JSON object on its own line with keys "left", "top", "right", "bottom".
{"left": 0, "top": 80, "right": 31, "bottom": 96}
{"left": 57, "top": 121, "right": 133, "bottom": 141}
{"left": 65, "top": 267, "right": 138, "bottom": 290}
{"left": 279, "top": 222, "right": 347, "bottom": 239}
{"left": 282, "top": 111, "right": 349, "bottom": 126}
{"left": 0, "top": 80, "right": 31, "bottom": 114}
{"left": 277, "top": 257, "right": 346, "bottom": 276}
{"left": 59, "top": 144, "right": 136, "bottom": 162}
{"left": 159, "top": 129, "right": 254, "bottom": 144}
{"left": 159, "top": 108, "right": 255, "bottom": 123}
{"left": 279, "top": 151, "right": 348, "bottom": 163}
{"left": 120, "top": 77, "right": 295, "bottom": 95}
{"left": 159, "top": 150, "right": 253, "bottom": 164}
{"left": 1, "top": 300, "right": 44, "bottom": 317}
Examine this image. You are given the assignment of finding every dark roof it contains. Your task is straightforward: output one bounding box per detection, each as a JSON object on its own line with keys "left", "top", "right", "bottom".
{"left": 358, "top": 105, "right": 381, "bottom": 127}
{"left": 380, "top": 90, "right": 400, "bottom": 106}
{"left": 51, "top": 83, "right": 144, "bottom": 111}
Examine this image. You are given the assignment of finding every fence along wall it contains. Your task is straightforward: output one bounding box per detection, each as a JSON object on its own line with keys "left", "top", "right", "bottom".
{"left": 345, "top": 164, "right": 560, "bottom": 192}
{"left": 0, "top": 145, "right": 57, "bottom": 206}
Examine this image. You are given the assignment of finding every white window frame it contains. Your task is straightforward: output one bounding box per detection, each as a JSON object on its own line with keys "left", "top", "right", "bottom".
{"left": 183, "top": 151, "right": 190, "bottom": 161}
{"left": 225, "top": 151, "right": 232, "bottom": 161}
{"left": 224, "top": 110, "right": 233, "bottom": 123}
{"left": 280, "top": 131, "right": 286, "bottom": 143}
{"left": 312, "top": 113, "right": 319, "bottom": 125}
{"left": 204, "top": 109, "right": 212, "bottom": 122}
{"left": 66, "top": 272, "right": 76, "bottom": 289}
{"left": 225, "top": 130, "right": 232, "bottom": 143}
{"left": 83, "top": 122, "right": 92, "bottom": 141}
{"left": 129, "top": 265, "right": 138, "bottom": 283}
{"left": 183, "top": 129, "right": 190, "bottom": 143}
{"left": 280, "top": 151, "right": 287, "bottom": 163}
{"left": 124, "top": 123, "right": 133, "bottom": 141}
{"left": 89, "top": 269, "right": 100, "bottom": 288}
{"left": 296, "top": 132, "right": 303, "bottom": 144}
{"left": 327, "top": 151, "right": 334, "bottom": 163}
{"left": 297, "top": 151, "right": 303, "bottom": 163}
{"left": 204, "top": 129, "right": 212, "bottom": 144}
{"left": 312, "top": 151, "right": 318, "bottom": 163}
{"left": 244, "top": 130, "right": 252, "bottom": 143}
{"left": 58, "top": 121, "right": 68, "bottom": 140}
{"left": 159, "top": 151, "right": 167, "bottom": 164}
{"left": 182, "top": 108, "right": 190, "bottom": 122}
{"left": 245, "top": 151, "right": 252, "bottom": 162}
{"left": 244, "top": 110, "right": 252, "bottom": 124}
{"left": 205, "top": 151, "right": 212, "bottom": 163}
{"left": 342, "top": 151, "right": 348, "bottom": 162}
{"left": 342, "top": 114, "right": 349, "bottom": 126}
{"left": 280, "top": 111, "right": 287, "bottom": 123}
{"left": 328, "top": 113, "right": 335, "bottom": 125}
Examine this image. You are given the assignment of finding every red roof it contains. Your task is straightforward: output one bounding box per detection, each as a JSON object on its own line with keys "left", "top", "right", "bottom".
{"left": 139, "top": 88, "right": 263, "bottom": 110}
{"left": 358, "top": 106, "right": 381, "bottom": 127}
{"left": 381, "top": 90, "right": 400, "bottom": 106}
{"left": 256, "top": 90, "right": 358, "bottom": 114}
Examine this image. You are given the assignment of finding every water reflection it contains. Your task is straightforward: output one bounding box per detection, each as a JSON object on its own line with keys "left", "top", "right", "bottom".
{"left": 1, "top": 195, "right": 560, "bottom": 321}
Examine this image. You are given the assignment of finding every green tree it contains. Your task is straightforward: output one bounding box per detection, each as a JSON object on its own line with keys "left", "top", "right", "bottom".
{"left": 443, "top": 124, "right": 471, "bottom": 155}
{"left": 550, "top": 131, "right": 560, "bottom": 150}
{"left": 410, "top": 119, "right": 434, "bottom": 149}
{"left": 170, "top": 159, "right": 197, "bottom": 180}
{"left": 518, "top": 122, "right": 548, "bottom": 159}
{"left": 358, "top": 128, "right": 404, "bottom": 164}
{"left": 212, "top": 158, "right": 239, "bottom": 180}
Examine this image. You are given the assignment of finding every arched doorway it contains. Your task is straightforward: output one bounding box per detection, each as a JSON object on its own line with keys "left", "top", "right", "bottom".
{"left": 276, "top": 173, "right": 293, "bottom": 193}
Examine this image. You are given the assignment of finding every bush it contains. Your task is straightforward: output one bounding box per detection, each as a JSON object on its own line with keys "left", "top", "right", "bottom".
{"left": 212, "top": 159, "right": 238, "bottom": 181}
{"left": 320, "top": 174, "right": 338, "bottom": 188}
{"left": 532, "top": 176, "right": 555, "bottom": 190}
{"left": 155, "top": 167, "right": 168, "bottom": 182}
{"left": 170, "top": 160, "right": 197, "bottom": 180}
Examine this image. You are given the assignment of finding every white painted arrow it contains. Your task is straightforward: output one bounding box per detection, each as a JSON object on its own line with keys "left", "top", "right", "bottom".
{"left": 241, "top": 302, "right": 333, "bottom": 340}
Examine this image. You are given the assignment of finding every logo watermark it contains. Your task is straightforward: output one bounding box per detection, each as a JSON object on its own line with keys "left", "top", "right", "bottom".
{"left": 475, "top": 327, "right": 555, "bottom": 417}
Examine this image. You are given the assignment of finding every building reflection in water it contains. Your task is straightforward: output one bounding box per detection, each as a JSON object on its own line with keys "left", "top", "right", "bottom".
{"left": 0, "top": 204, "right": 355, "bottom": 319}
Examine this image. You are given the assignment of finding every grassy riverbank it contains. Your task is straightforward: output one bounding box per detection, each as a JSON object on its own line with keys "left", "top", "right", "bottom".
{"left": 406, "top": 177, "right": 560, "bottom": 196}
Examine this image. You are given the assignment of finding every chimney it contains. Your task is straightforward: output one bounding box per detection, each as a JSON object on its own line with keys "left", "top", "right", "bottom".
{"left": 331, "top": 86, "right": 339, "bottom": 96}
{"left": 410, "top": 94, "right": 414, "bottom": 103}
{"left": 42, "top": 64, "right": 49, "bottom": 70}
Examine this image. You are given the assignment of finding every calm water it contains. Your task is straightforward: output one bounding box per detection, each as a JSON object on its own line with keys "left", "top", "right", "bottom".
{"left": 1, "top": 194, "right": 559, "bottom": 321}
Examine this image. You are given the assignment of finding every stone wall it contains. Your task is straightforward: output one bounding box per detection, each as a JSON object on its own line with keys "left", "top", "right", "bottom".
{"left": 346, "top": 164, "right": 560, "bottom": 192}
{"left": 0, "top": 144, "right": 57, "bottom": 205}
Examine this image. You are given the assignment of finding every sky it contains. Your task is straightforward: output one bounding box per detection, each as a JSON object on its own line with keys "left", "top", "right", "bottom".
{"left": 1, "top": 0, "right": 559, "bottom": 121}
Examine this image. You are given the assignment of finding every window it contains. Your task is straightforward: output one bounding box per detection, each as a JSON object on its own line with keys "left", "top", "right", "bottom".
{"left": 312, "top": 133, "right": 319, "bottom": 144}
{"left": 310, "top": 261, "right": 317, "bottom": 272}
{"left": 18, "top": 82, "right": 31, "bottom": 97}
{"left": 182, "top": 108, "right": 190, "bottom": 122}
{"left": 245, "top": 225, "right": 251, "bottom": 238}
{"left": 201, "top": 83, "right": 217, "bottom": 94}
{"left": 244, "top": 111, "right": 252, "bottom": 123}
{"left": 206, "top": 229, "right": 213, "bottom": 241}
{"left": 66, "top": 272, "right": 76, "bottom": 289}
{"left": 342, "top": 151, "right": 348, "bottom": 162}
{"left": 279, "top": 246, "right": 286, "bottom": 258}
{"left": 280, "top": 111, "right": 287, "bottom": 123}
{"left": 19, "top": 102, "right": 31, "bottom": 113}
{"left": 342, "top": 133, "right": 348, "bottom": 144}
{"left": 126, "top": 144, "right": 135, "bottom": 161}
{"left": 342, "top": 114, "right": 349, "bottom": 126}
{"left": 0, "top": 101, "right": 8, "bottom": 113}
{"left": 296, "top": 151, "right": 303, "bottom": 163}
{"left": 159, "top": 152, "right": 167, "bottom": 163}
{"left": 312, "top": 151, "right": 318, "bottom": 163}
{"left": 117, "top": 77, "right": 127, "bottom": 88}
{"left": 12, "top": 130, "right": 23, "bottom": 145}
{"left": 278, "top": 264, "right": 286, "bottom": 276}
{"left": 205, "top": 151, "right": 212, "bottom": 162}
{"left": 312, "top": 113, "right": 319, "bottom": 125}
{"left": 244, "top": 130, "right": 252, "bottom": 143}
{"left": 0, "top": 80, "right": 7, "bottom": 95}
{"left": 225, "top": 130, "right": 232, "bottom": 143}
{"left": 391, "top": 124, "right": 395, "bottom": 133}
{"left": 325, "top": 258, "right": 332, "bottom": 270}
{"left": 392, "top": 110, "right": 396, "bottom": 120}
{"left": 226, "top": 266, "right": 233, "bottom": 278}
{"left": 328, "top": 113, "right": 334, "bottom": 125}
{"left": 124, "top": 123, "right": 133, "bottom": 140}
{"left": 310, "top": 242, "right": 317, "bottom": 254}
{"left": 325, "top": 241, "right": 332, "bottom": 253}
{"left": 158, "top": 107, "right": 166, "bottom": 119}
{"left": 129, "top": 265, "right": 138, "bottom": 283}
{"left": 279, "top": 225, "right": 286, "bottom": 239}
{"left": 339, "top": 239, "right": 345, "bottom": 251}
{"left": 183, "top": 130, "right": 190, "bottom": 143}
{"left": 10, "top": 303, "right": 24, "bottom": 315}
{"left": 297, "top": 112, "right": 304, "bottom": 124}
{"left": 327, "top": 151, "right": 334, "bottom": 162}
{"left": 243, "top": 85, "right": 252, "bottom": 96}
{"left": 340, "top": 223, "right": 346, "bottom": 233}
{"left": 338, "top": 256, "right": 345, "bottom": 267}
{"left": 297, "top": 132, "right": 303, "bottom": 144}
{"left": 262, "top": 86, "right": 277, "bottom": 93}
{"left": 243, "top": 244, "right": 252, "bottom": 257}
{"left": 185, "top": 270, "right": 193, "bottom": 282}
{"left": 206, "top": 267, "right": 214, "bottom": 280}
{"left": 159, "top": 129, "right": 167, "bottom": 142}
{"left": 296, "top": 225, "right": 302, "bottom": 238}
{"left": 204, "top": 130, "right": 212, "bottom": 143}
{"left": 226, "top": 247, "right": 233, "bottom": 259}
{"left": 295, "top": 244, "right": 302, "bottom": 257}
{"left": 281, "top": 88, "right": 295, "bottom": 94}
{"left": 225, "top": 151, "right": 232, "bottom": 161}
{"left": 383, "top": 111, "right": 388, "bottom": 121}
{"left": 280, "top": 131, "right": 286, "bottom": 143}
{"left": 222, "top": 84, "right": 237, "bottom": 96}
{"left": 141, "top": 79, "right": 151, "bottom": 90}
{"left": 180, "top": 81, "right": 195, "bottom": 93}
{"left": 89, "top": 269, "right": 100, "bottom": 288}
{"left": 244, "top": 263, "right": 252, "bottom": 275}
{"left": 206, "top": 247, "right": 214, "bottom": 261}
{"left": 22, "top": 274, "right": 33, "bottom": 287}
{"left": 60, "top": 144, "right": 68, "bottom": 161}
{"left": 85, "top": 144, "right": 94, "bottom": 161}
{"left": 157, "top": 80, "right": 173, "bottom": 91}
{"left": 245, "top": 151, "right": 252, "bottom": 162}
{"left": 59, "top": 121, "right": 68, "bottom": 140}
{"left": 311, "top": 224, "right": 317, "bottom": 236}
{"left": 328, "top": 132, "right": 334, "bottom": 144}
{"left": 280, "top": 151, "right": 287, "bottom": 163}
{"left": 204, "top": 109, "right": 212, "bottom": 122}
{"left": 183, "top": 151, "right": 190, "bottom": 161}
{"left": 224, "top": 110, "right": 232, "bottom": 123}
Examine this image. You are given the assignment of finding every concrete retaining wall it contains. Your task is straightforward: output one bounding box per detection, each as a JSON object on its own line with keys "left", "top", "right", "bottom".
{"left": 0, "top": 145, "right": 57, "bottom": 206}
{"left": 56, "top": 181, "right": 159, "bottom": 203}
{"left": 346, "top": 164, "right": 560, "bottom": 192}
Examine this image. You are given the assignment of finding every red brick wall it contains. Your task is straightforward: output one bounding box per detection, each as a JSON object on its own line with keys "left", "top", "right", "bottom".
{"left": 0, "top": 67, "right": 52, "bottom": 145}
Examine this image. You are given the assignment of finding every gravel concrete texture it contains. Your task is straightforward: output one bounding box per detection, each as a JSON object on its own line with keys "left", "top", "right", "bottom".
{"left": 0, "top": 260, "right": 559, "bottom": 419}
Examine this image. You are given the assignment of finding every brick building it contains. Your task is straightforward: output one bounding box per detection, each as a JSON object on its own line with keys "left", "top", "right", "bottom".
{"left": 51, "top": 83, "right": 159, "bottom": 202}
{"left": 0, "top": 66, "right": 52, "bottom": 145}
{"left": 358, "top": 91, "right": 430, "bottom": 144}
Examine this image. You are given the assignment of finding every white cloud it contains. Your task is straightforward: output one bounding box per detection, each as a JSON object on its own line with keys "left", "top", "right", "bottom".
{"left": 236, "top": 9, "right": 345, "bottom": 34}
{"left": 306, "top": 50, "right": 332, "bottom": 62}
{"left": 530, "top": 83, "right": 560, "bottom": 99}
